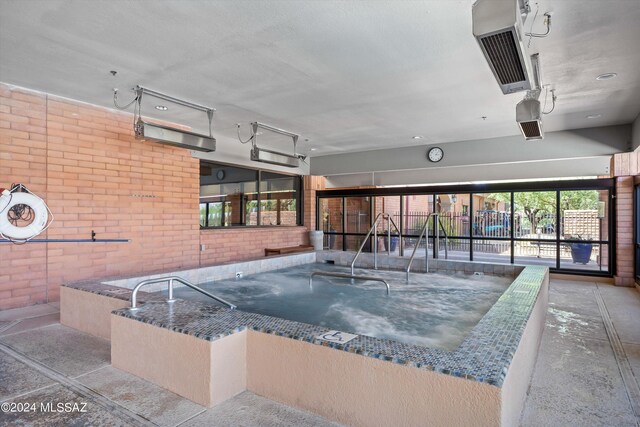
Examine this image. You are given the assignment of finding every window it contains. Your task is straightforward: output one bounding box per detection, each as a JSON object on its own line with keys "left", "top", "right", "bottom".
{"left": 259, "top": 172, "right": 300, "bottom": 226}
{"left": 317, "top": 178, "right": 614, "bottom": 276}
{"left": 200, "top": 162, "right": 302, "bottom": 228}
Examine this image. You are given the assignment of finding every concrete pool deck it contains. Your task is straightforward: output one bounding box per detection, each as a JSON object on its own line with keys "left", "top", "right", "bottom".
{"left": 1, "top": 278, "right": 639, "bottom": 426}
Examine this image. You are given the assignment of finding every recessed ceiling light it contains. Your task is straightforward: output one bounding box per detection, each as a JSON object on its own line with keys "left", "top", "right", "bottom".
{"left": 155, "top": 105, "right": 168, "bottom": 111}
{"left": 310, "top": 148, "right": 317, "bottom": 151}
{"left": 412, "top": 136, "right": 423, "bottom": 140}
{"left": 596, "top": 73, "right": 617, "bottom": 81}
{"left": 586, "top": 114, "right": 602, "bottom": 119}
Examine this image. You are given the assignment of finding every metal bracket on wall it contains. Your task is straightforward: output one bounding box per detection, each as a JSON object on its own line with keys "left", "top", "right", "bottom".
{"left": 0, "top": 239, "right": 129, "bottom": 243}
{"left": 0, "top": 230, "right": 129, "bottom": 243}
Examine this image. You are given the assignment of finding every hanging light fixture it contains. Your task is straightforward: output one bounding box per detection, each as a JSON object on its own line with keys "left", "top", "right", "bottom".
{"left": 114, "top": 86, "right": 216, "bottom": 152}
{"left": 237, "top": 122, "right": 302, "bottom": 168}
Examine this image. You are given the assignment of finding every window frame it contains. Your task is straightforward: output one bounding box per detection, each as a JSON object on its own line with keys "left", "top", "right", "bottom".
{"left": 316, "top": 178, "right": 615, "bottom": 277}
{"left": 200, "top": 162, "right": 303, "bottom": 229}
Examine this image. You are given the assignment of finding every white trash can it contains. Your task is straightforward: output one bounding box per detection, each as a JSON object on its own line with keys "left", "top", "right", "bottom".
{"left": 309, "top": 230, "right": 324, "bottom": 250}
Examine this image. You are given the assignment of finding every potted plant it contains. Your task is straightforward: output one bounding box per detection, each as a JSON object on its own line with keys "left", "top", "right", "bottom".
{"left": 566, "top": 235, "right": 593, "bottom": 264}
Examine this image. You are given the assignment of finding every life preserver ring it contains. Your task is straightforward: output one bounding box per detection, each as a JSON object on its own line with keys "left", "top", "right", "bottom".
{"left": 0, "top": 192, "right": 49, "bottom": 240}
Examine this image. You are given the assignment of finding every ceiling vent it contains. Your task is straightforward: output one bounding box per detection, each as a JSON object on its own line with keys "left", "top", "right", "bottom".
{"left": 516, "top": 98, "right": 543, "bottom": 140}
{"left": 472, "top": 0, "right": 534, "bottom": 94}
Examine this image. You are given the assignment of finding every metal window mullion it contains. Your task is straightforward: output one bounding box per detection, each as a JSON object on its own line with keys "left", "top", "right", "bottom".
{"left": 298, "top": 176, "right": 303, "bottom": 226}
{"left": 316, "top": 196, "right": 320, "bottom": 232}
{"left": 257, "top": 170, "right": 262, "bottom": 226}
{"left": 399, "top": 195, "right": 404, "bottom": 256}
{"left": 369, "top": 196, "right": 375, "bottom": 253}
{"left": 556, "top": 190, "right": 561, "bottom": 269}
{"left": 510, "top": 192, "right": 514, "bottom": 264}
{"left": 342, "top": 197, "right": 347, "bottom": 251}
{"left": 469, "top": 193, "right": 474, "bottom": 261}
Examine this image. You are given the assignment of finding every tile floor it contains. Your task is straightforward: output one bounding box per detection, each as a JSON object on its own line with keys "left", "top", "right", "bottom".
{"left": 0, "top": 279, "right": 638, "bottom": 426}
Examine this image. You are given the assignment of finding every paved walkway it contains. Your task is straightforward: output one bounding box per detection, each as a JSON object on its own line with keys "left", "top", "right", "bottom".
{"left": 0, "top": 279, "right": 638, "bottom": 426}
{"left": 520, "top": 279, "right": 640, "bottom": 426}
{"left": 0, "top": 304, "right": 338, "bottom": 426}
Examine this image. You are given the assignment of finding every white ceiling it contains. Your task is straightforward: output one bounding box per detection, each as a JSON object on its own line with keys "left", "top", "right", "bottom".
{"left": 1, "top": 0, "right": 639, "bottom": 158}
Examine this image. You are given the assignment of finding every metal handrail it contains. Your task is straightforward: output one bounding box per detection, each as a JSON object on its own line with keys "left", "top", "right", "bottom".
{"left": 309, "top": 271, "right": 390, "bottom": 295}
{"left": 405, "top": 213, "right": 450, "bottom": 281}
{"left": 376, "top": 215, "right": 401, "bottom": 270}
{"left": 406, "top": 219, "right": 430, "bottom": 281}
{"left": 130, "top": 276, "right": 237, "bottom": 310}
{"left": 351, "top": 212, "right": 401, "bottom": 275}
{"left": 434, "top": 213, "right": 449, "bottom": 260}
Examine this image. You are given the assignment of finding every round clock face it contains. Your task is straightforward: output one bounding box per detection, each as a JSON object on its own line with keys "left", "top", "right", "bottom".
{"left": 216, "top": 170, "right": 225, "bottom": 180}
{"left": 428, "top": 147, "right": 444, "bottom": 163}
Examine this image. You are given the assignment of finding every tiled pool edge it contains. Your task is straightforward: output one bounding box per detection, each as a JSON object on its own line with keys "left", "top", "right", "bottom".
{"left": 103, "top": 251, "right": 316, "bottom": 291}
{"left": 317, "top": 250, "right": 525, "bottom": 278}
{"left": 106, "top": 265, "right": 547, "bottom": 387}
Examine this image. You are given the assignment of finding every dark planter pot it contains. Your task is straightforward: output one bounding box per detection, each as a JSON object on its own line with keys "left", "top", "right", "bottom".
{"left": 383, "top": 236, "right": 399, "bottom": 252}
{"left": 570, "top": 243, "right": 593, "bottom": 264}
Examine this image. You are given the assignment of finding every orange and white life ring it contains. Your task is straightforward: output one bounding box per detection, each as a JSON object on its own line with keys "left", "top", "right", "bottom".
{"left": 0, "top": 190, "right": 50, "bottom": 241}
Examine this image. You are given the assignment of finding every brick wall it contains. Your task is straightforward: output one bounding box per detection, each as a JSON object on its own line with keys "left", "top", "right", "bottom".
{"left": 303, "top": 175, "right": 325, "bottom": 230}
{"left": 199, "top": 227, "right": 308, "bottom": 264}
{"left": 614, "top": 176, "right": 634, "bottom": 286}
{"left": 610, "top": 152, "right": 639, "bottom": 286}
{"left": 0, "top": 83, "right": 310, "bottom": 309}
{"left": 0, "top": 86, "right": 49, "bottom": 308}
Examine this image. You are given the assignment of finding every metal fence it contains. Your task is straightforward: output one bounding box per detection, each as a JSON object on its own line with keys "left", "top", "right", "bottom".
{"left": 322, "top": 208, "right": 602, "bottom": 261}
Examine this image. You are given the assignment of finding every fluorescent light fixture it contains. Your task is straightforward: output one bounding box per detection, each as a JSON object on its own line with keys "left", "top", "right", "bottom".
{"left": 135, "top": 119, "right": 215, "bottom": 152}
{"left": 132, "top": 85, "right": 216, "bottom": 152}
{"left": 251, "top": 146, "right": 300, "bottom": 168}
{"left": 248, "top": 122, "right": 300, "bottom": 168}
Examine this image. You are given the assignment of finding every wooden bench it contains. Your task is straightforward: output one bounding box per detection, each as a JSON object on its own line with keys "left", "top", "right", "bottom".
{"left": 264, "top": 245, "right": 314, "bottom": 257}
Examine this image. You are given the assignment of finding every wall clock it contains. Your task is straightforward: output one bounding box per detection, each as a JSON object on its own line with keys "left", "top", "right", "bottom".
{"left": 427, "top": 147, "right": 444, "bottom": 163}
{"left": 216, "top": 170, "right": 226, "bottom": 180}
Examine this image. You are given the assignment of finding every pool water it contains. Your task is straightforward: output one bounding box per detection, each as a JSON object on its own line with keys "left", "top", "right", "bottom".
{"left": 171, "top": 263, "right": 512, "bottom": 351}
